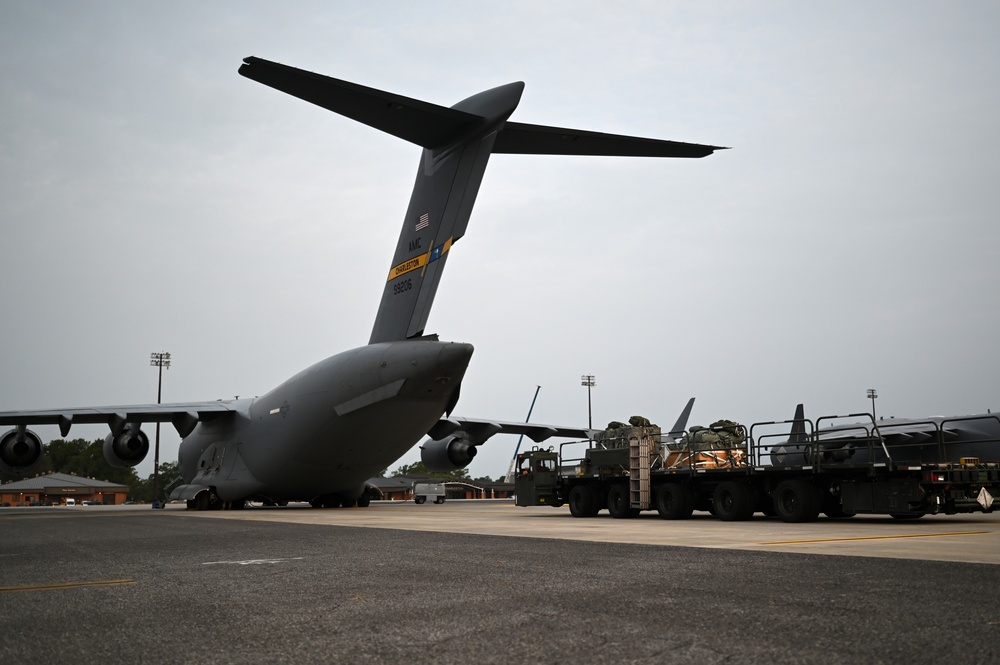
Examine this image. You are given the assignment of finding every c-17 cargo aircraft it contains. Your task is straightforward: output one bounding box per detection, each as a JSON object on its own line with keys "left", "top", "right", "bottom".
{"left": 0, "top": 57, "right": 723, "bottom": 509}
{"left": 771, "top": 404, "right": 1000, "bottom": 467}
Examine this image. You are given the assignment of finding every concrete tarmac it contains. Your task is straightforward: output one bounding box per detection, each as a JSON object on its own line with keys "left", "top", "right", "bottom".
{"left": 2, "top": 503, "right": 999, "bottom": 664}
{"left": 192, "top": 499, "right": 1000, "bottom": 565}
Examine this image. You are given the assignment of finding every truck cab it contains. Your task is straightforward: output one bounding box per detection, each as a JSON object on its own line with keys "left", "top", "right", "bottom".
{"left": 514, "top": 449, "right": 561, "bottom": 507}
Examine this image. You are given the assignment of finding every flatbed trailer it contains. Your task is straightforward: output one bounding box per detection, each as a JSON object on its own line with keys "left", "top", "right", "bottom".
{"left": 514, "top": 413, "right": 1000, "bottom": 522}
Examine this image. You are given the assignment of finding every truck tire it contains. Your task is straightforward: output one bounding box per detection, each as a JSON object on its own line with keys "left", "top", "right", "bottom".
{"left": 414, "top": 496, "right": 426, "bottom": 504}
{"left": 568, "top": 485, "right": 599, "bottom": 518}
{"left": 758, "top": 493, "right": 777, "bottom": 517}
{"left": 773, "top": 479, "right": 821, "bottom": 523}
{"left": 656, "top": 483, "right": 695, "bottom": 520}
{"left": 822, "top": 494, "right": 855, "bottom": 518}
{"left": 713, "top": 481, "right": 755, "bottom": 521}
{"left": 607, "top": 484, "right": 638, "bottom": 519}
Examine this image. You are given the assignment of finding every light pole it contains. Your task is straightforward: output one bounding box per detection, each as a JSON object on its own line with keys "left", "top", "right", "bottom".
{"left": 581, "top": 374, "right": 596, "bottom": 429}
{"left": 867, "top": 388, "right": 878, "bottom": 423}
{"left": 150, "top": 351, "right": 171, "bottom": 505}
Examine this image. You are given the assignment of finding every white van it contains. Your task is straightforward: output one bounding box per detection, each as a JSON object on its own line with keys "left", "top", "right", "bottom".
{"left": 65, "top": 498, "right": 76, "bottom": 506}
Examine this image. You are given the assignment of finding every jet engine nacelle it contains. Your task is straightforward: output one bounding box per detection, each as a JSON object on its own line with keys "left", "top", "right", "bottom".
{"left": 103, "top": 424, "right": 150, "bottom": 468}
{"left": 0, "top": 428, "right": 43, "bottom": 474}
{"left": 420, "top": 434, "right": 477, "bottom": 472}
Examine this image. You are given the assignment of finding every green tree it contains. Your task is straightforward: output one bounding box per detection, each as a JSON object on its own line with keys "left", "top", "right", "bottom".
{"left": 0, "top": 438, "right": 146, "bottom": 496}
{"left": 150, "top": 461, "right": 182, "bottom": 502}
{"left": 390, "top": 460, "right": 469, "bottom": 480}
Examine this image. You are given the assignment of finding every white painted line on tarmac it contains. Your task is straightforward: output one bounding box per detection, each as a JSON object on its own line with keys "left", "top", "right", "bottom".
{"left": 202, "top": 557, "right": 304, "bottom": 565}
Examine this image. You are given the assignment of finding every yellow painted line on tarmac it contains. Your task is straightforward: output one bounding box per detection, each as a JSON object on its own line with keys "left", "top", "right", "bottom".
{"left": 760, "top": 531, "right": 993, "bottom": 546}
{"left": 0, "top": 579, "right": 136, "bottom": 593}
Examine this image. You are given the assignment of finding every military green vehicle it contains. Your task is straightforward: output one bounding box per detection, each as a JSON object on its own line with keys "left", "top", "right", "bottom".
{"left": 516, "top": 410, "right": 999, "bottom": 523}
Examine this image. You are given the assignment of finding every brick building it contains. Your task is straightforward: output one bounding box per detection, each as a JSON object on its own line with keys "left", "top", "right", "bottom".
{"left": 0, "top": 473, "right": 129, "bottom": 506}
{"left": 367, "top": 476, "right": 514, "bottom": 501}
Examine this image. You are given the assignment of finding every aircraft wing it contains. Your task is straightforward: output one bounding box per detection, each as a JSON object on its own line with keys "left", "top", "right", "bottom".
{"left": 427, "top": 416, "right": 596, "bottom": 445}
{"left": 0, "top": 402, "right": 238, "bottom": 438}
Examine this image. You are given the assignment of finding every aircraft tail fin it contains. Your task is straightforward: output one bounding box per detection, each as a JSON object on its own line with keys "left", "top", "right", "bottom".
{"left": 667, "top": 397, "right": 696, "bottom": 439}
{"left": 239, "top": 57, "right": 723, "bottom": 344}
{"left": 789, "top": 403, "right": 808, "bottom": 443}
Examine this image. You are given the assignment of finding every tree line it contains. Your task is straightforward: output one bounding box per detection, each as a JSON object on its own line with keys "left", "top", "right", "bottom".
{"left": 386, "top": 460, "right": 497, "bottom": 484}
{"left": 0, "top": 438, "right": 180, "bottom": 502}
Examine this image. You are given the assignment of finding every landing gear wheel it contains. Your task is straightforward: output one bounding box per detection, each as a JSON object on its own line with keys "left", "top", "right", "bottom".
{"left": 194, "top": 491, "right": 221, "bottom": 511}
{"left": 356, "top": 493, "right": 371, "bottom": 508}
{"left": 713, "top": 481, "right": 755, "bottom": 521}
{"left": 607, "top": 484, "right": 638, "bottom": 518}
{"left": 656, "top": 484, "right": 695, "bottom": 520}
{"left": 773, "top": 480, "right": 821, "bottom": 523}
{"left": 890, "top": 513, "right": 924, "bottom": 520}
{"left": 568, "top": 485, "right": 599, "bottom": 518}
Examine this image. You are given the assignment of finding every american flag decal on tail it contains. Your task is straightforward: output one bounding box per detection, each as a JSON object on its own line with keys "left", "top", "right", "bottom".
{"left": 415, "top": 213, "right": 430, "bottom": 231}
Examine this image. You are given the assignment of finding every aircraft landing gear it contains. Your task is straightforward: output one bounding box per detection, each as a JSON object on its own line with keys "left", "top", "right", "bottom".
{"left": 190, "top": 490, "right": 223, "bottom": 511}
{"left": 310, "top": 494, "right": 340, "bottom": 508}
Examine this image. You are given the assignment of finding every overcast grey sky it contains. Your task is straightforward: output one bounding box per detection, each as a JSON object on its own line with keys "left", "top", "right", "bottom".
{"left": 2, "top": 1, "right": 998, "bottom": 480}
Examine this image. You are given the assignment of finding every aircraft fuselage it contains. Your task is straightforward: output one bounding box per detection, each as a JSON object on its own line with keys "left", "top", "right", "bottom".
{"left": 177, "top": 339, "right": 472, "bottom": 502}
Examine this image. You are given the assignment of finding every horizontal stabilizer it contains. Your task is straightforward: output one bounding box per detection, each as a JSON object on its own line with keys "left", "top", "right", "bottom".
{"left": 238, "top": 57, "right": 483, "bottom": 149}
{"left": 493, "top": 121, "right": 724, "bottom": 158}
